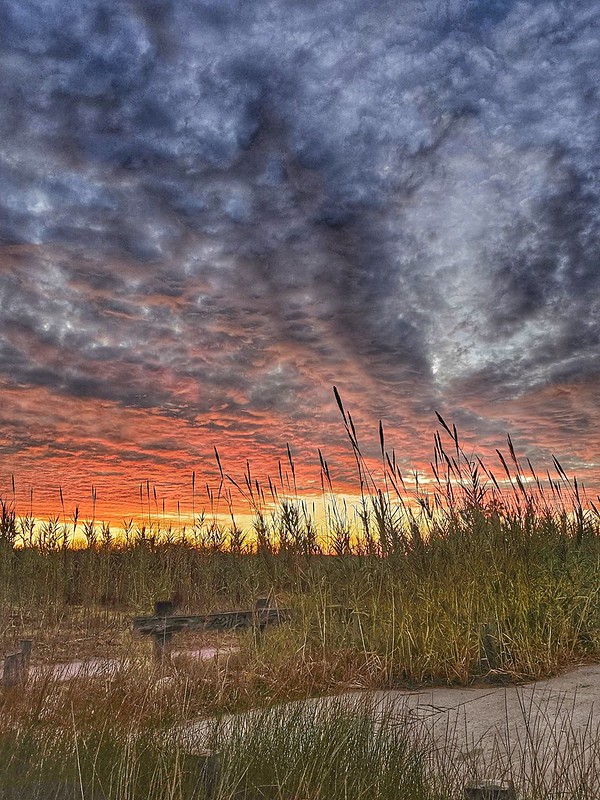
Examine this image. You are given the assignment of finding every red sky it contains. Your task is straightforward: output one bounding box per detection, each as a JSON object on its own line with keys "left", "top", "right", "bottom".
{"left": 2, "top": 285, "right": 599, "bottom": 526}
{"left": 1, "top": 1, "right": 600, "bottom": 526}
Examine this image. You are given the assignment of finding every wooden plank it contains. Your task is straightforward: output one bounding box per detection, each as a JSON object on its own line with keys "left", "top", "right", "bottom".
{"left": 464, "top": 780, "right": 516, "bottom": 799}
{"left": 133, "top": 608, "right": 290, "bottom": 636}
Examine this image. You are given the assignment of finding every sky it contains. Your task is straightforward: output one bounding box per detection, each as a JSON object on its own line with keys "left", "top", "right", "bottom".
{"left": 1, "top": 0, "right": 599, "bottom": 521}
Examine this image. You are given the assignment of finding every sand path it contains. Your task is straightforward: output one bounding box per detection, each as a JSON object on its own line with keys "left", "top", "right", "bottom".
{"left": 181, "top": 662, "right": 600, "bottom": 794}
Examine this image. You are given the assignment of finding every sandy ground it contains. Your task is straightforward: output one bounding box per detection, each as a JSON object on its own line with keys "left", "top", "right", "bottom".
{"left": 8, "top": 646, "right": 600, "bottom": 792}
{"left": 369, "top": 662, "right": 600, "bottom": 749}
{"left": 21, "top": 646, "right": 239, "bottom": 680}
{"left": 13, "top": 649, "right": 600, "bottom": 759}
{"left": 358, "top": 664, "right": 600, "bottom": 788}
{"left": 180, "top": 662, "right": 600, "bottom": 794}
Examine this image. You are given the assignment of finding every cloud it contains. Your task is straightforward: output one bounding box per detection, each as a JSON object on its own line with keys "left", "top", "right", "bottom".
{"left": 1, "top": 0, "right": 600, "bottom": 506}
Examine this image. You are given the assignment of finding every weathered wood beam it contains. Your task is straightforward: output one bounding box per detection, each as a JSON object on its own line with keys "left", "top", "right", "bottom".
{"left": 2, "top": 639, "right": 33, "bottom": 688}
{"left": 133, "top": 600, "right": 291, "bottom": 637}
{"left": 464, "top": 779, "right": 517, "bottom": 799}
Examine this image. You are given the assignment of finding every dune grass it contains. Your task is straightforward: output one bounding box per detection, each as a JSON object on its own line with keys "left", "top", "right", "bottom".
{"left": 3, "top": 666, "right": 600, "bottom": 799}
{"left": 1, "top": 508, "right": 599, "bottom": 688}
{"left": 0, "top": 691, "right": 442, "bottom": 800}
{"left": 2, "top": 403, "right": 600, "bottom": 797}
{"left": 2, "top": 405, "right": 600, "bottom": 686}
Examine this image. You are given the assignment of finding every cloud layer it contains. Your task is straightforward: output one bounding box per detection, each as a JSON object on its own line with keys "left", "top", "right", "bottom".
{"left": 1, "top": 0, "right": 600, "bottom": 511}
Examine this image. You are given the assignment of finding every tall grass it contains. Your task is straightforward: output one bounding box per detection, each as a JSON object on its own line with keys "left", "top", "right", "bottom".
{"left": 3, "top": 670, "right": 600, "bottom": 799}
{"left": 2, "top": 397, "right": 600, "bottom": 685}
{"left": 2, "top": 399, "right": 600, "bottom": 797}
{"left": 1, "top": 525, "right": 599, "bottom": 685}
{"left": 0, "top": 681, "right": 447, "bottom": 799}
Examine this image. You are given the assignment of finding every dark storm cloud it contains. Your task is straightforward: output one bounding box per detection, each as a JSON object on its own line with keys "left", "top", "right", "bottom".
{"left": 1, "top": 0, "right": 600, "bottom": 424}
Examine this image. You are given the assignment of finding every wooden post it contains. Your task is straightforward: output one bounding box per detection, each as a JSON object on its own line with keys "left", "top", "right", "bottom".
{"left": 253, "top": 597, "right": 268, "bottom": 647}
{"left": 20, "top": 639, "right": 33, "bottom": 662}
{"left": 153, "top": 631, "right": 173, "bottom": 662}
{"left": 254, "top": 597, "right": 269, "bottom": 632}
{"left": 2, "top": 639, "right": 32, "bottom": 688}
{"left": 153, "top": 600, "right": 174, "bottom": 663}
{"left": 194, "top": 749, "right": 220, "bottom": 799}
{"left": 465, "top": 779, "right": 516, "bottom": 799}
{"left": 155, "top": 599, "right": 174, "bottom": 617}
{"left": 479, "top": 622, "right": 500, "bottom": 671}
{"left": 3, "top": 653, "right": 20, "bottom": 687}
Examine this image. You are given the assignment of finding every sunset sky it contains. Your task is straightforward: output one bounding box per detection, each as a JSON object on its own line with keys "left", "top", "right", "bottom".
{"left": 1, "top": 0, "right": 600, "bottom": 522}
